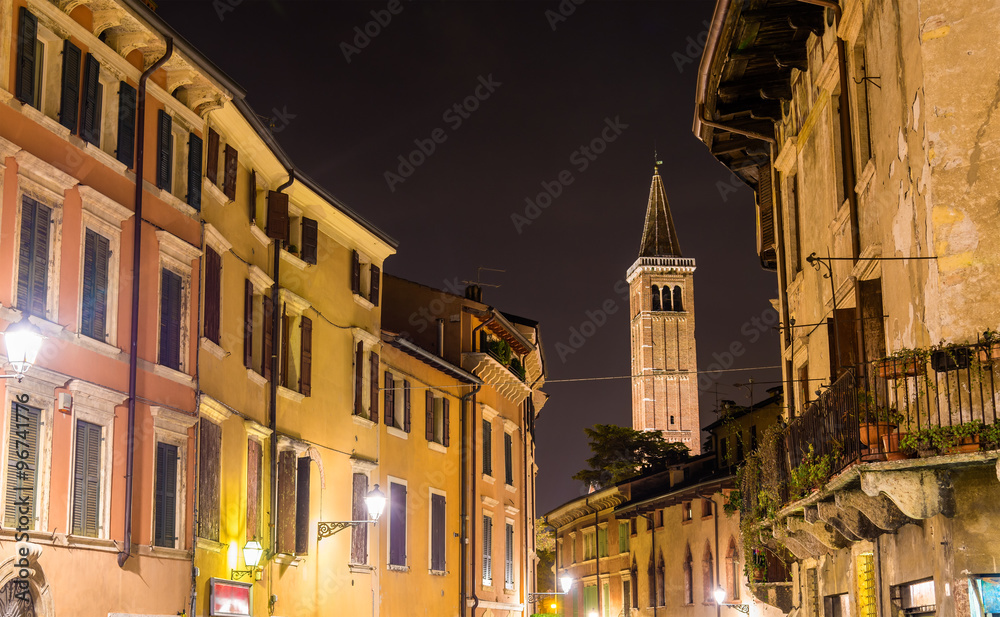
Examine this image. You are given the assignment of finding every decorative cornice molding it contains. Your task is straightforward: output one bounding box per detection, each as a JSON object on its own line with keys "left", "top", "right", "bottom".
{"left": 203, "top": 223, "right": 233, "bottom": 254}
{"left": 151, "top": 405, "right": 198, "bottom": 438}
{"left": 15, "top": 150, "right": 78, "bottom": 194}
{"left": 244, "top": 418, "right": 272, "bottom": 440}
{"left": 248, "top": 265, "right": 273, "bottom": 292}
{"left": 78, "top": 185, "right": 132, "bottom": 226}
{"left": 198, "top": 394, "right": 233, "bottom": 424}
{"left": 278, "top": 288, "right": 310, "bottom": 315}
{"left": 156, "top": 229, "right": 202, "bottom": 266}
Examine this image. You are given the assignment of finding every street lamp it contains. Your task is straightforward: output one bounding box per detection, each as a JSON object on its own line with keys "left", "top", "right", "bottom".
{"left": 231, "top": 538, "right": 267, "bottom": 580}
{"left": 317, "top": 484, "right": 386, "bottom": 539}
{"left": 528, "top": 576, "right": 575, "bottom": 605}
{"left": 1, "top": 317, "right": 44, "bottom": 381}
{"left": 715, "top": 586, "right": 750, "bottom": 614}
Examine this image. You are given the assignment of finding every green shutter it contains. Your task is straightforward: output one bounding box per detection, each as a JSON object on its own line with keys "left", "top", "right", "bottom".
{"left": 116, "top": 81, "right": 136, "bottom": 167}
{"left": 5, "top": 402, "right": 39, "bottom": 528}
{"left": 81, "top": 229, "right": 110, "bottom": 340}
{"left": 187, "top": 133, "right": 203, "bottom": 210}
{"left": 15, "top": 8, "right": 38, "bottom": 105}
{"left": 158, "top": 269, "right": 182, "bottom": 370}
{"left": 71, "top": 420, "right": 101, "bottom": 537}
{"left": 16, "top": 198, "right": 51, "bottom": 318}
{"left": 156, "top": 109, "right": 172, "bottom": 191}
{"left": 80, "top": 54, "right": 101, "bottom": 144}
{"left": 58, "top": 40, "right": 82, "bottom": 131}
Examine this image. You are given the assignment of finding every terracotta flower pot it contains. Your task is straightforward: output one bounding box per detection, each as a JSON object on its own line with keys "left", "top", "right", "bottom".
{"left": 881, "top": 433, "right": 911, "bottom": 461}
{"left": 877, "top": 357, "right": 921, "bottom": 378}
{"left": 859, "top": 423, "right": 897, "bottom": 448}
{"left": 977, "top": 343, "right": 1000, "bottom": 363}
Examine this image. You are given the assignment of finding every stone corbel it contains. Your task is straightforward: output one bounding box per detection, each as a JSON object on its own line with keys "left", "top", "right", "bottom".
{"left": 816, "top": 500, "right": 880, "bottom": 542}
{"left": 165, "top": 67, "right": 198, "bottom": 94}
{"left": 860, "top": 469, "right": 955, "bottom": 520}
{"left": 835, "top": 489, "right": 912, "bottom": 531}
{"left": 772, "top": 522, "right": 827, "bottom": 561}
{"left": 787, "top": 516, "right": 850, "bottom": 551}
{"left": 91, "top": 9, "right": 122, "bottom": 37}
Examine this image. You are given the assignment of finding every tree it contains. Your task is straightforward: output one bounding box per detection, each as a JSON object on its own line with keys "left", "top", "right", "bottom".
{"left": 535, "top": 518, "right": 556, "bottom": 593}
{"left": 573, "top": 424, "right": 689, "bottom": 489}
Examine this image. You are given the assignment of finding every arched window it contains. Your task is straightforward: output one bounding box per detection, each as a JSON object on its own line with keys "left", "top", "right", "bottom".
{"left": 673, "top": 286, "right": 684, "bottom": 312}
{"left": 703, "top": 541, "right": 715, "bottom": 604}
{"left": 726, "top": 537, "right": 740, "bottom": 601}
{"left": 656, "top": 552, "right": 666, "bottom": 607}
{"left": 662, "top": 286, "right": 672, "bottom": 311}
{"left": 631, "top": 558, "right": 639, "bottom": 610}
{"left": 651, "top": 285, "right": 661, "bottom": 311}
{"left": 683, "top": 545, "right": 694, "bottom": 604}
{"left": 648, "top": 556, "right": 657, "bottom": 607}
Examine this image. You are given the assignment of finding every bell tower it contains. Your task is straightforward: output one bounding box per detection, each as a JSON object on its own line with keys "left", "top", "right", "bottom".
{"left": 626, "top": 160, "right": 700, "bottom": 453}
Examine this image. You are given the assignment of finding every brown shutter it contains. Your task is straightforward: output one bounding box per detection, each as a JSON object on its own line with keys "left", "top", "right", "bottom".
{"left": 350, "top": 474, "right": 368, "bottom": 563}
{"left": 425, "top": 391, "right": 435, "bottom": 442}
{"left": 403, "top": 380, "right": 411, "bottom": 433}
{"left": 206, "top": 128, "right": 219, "bottom": 184}
{"left": 15, "top": 7, "right": 38, "bottom": 105}
{"left": 198, "top": 420, "right": 221, "bottom": 541}
{"left": 370, "top": 264, "right": 380, "bottom": 306}
{"left": 280, "top": 305, "right": 289, "bottom": 389}
{"left": 443, "top": 398, "right": 450, "bottom": 447}
{"left": 277, "top": 450, "right": 295, "bottom": 553}
{"left": 351, "top": 250, "right": 361, "bottom": 294}
{"left": 248, "top": 169, "right": 257, "bottom": 223}
{"left": 266, "top": 191, "right": 289, "bottom": 242}
{"left": 756, "top": 161, "right": 777, "bottom": 270}
{"left": 369, "top": 351, "right": 380, "bottom": 422}
{"left": 5, "top": 403, "right": 39, "bottom": 528}
{"left": 246, "top": 439, "right": 262, "bottom": 541}
{"left": 301, "top": 218, "right": 318, "bottom": 265}
{"left": 223, "top": 144, "right": 238, "bottom": 200}
{"left": 204, "top": 247, "right": 221, "bottom": 344}
{"left": 354, "top": 342, "right": 364, "bottom": 416}
{"left": 262, "top": 295, "right": 273, "bottom": 381}
{"left": 71, "top": 420, "right": 101, "bottom": 537}
{"left": 300, "top": 316, "right": 312, "bottom": 397}
{"left": 384, "top": 371, "right": 393, "bottom": 425}
{"left": 295, "top": 456, "right": 310, "bottom": 555}
{"left": 243, "top": 279, "right": 253, "bottom": 368}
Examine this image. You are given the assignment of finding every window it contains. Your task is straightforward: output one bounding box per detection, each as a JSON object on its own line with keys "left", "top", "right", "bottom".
{"left": 384, "top": 372, "right": 395, "bottom": 426}
{"left": 736, "top": 435, "right": 744, "bottom": 462}
{"left": 154, "top": 442, "right": 178, "bottom": 548}
{"left": 504, "top": 522, "right": 515, "bottom": 589}
{"left": 278, "top": 290, "right": 313, "bottom": 396}
{"left": 301, "top": 218, "right": 318, "bottom": 265}
{"left": 891, "top": 579, "right": 936, "bottom": 617}
{"left": 430, "top": 492, "right": 446, "bottom": 572}
{"left": 79, "top": 54, "right": 102, "bottom": 146}
{"left": 482, "top": 418, "right": 493, "bottom": 476}
{"left": 703, "top": 542, "right": 715, "bottom": 604}
{"left": 619, "top": 521, "right": 630, "bottom": 554}
{"left": 80, "top": 229, "right": 110, "bottom": 341}
{"left": 389, "top": 481, "right": 407, "bottom": 567}
{"left": 223, "top": 143, "right": 238, "bottom": 200}
{"left": 824, "top": 594, "right": 850, "bottom": 617}
{"left": 630, "top": 559, "right": 639, "bottom": 610}
{"left": 156, "top": 109, "right": 173, "bottom": 191}
{"left": 504, "top": 431, "right": 514, "bottom": 485}
{"left": 585, "top": 585, "right": 598, "bottom": 615}
{"left": 597, "top": 526, "right": 608, "bottom": 557}
{"left": 116, "top": 81, "right": 136, "bottom": 168}
{"left": 353, "top": 334, "right": 380, "bottom": 419}
{"left": 656, "top": 552, "right": 666, "bottom": 606}
{"left": 206, "top": 128, "right": 220, "bottom": 184}
{"left": 852, "top": 42, "right": 873, "bottom": 165}
{"left": 15, "top": 8, "right": 41, "bottom": 108}
{"left": 187, "top": 133, "right": 202, "bottom": 210}
{"left": 702, "top": 498, "right": 713, "bottom": 518}
{"left": 807, "top": 568, "right": 819, "bottom": 617}
{"left": 750, "top": 425, "right": 758, "bottom": 450}
{"left": 70, "top": 420, "right": 101, "bottom": 537}
{"left": 426, "top": 393, "right": 449, "bottom": 446}
{"left": 482, "top": 514, "right": 493, "bottom": 585}
{"left": 197, "top": 420, "right": 221, "bottom": 541}
{"left": 351, "top": 250, "right": 380, "bottom": 306}
{"left": 682, "top": 501, "right": 692, "bottom": 522}
{"left": 583, "top": 531, "right": 595, "bottom": 560}
{"left": 350, "top": 473, "right": 369, "bottom": 564}
{"left": 857, "top": 552, "right": 876, "bottom": 617}
{"left": 295, "top": 456, "right": 310, "bottom": 555}
{"left": 624, "top": 579, "right": 633, "bottom": 617}
{"left": 159, "top": 269, "right": 183, "bottom": 370}
{"left": 670, "top": 415, "right": 675, "bottom": 425}
{"left": 277, "top": 450, "right": 310, "bottom": 554}
{"left": 204, "top": 247, "right": 222, "bottom": 344}
{"left": 651, "top": 284, "right": 660, "bottom": 311}
{"left": 786, "top": 173, "right": 802, "bottom": 275}
{"left": 683, "top": 546, "right": 694, "bottom": 604}
{"left": 720, "top": 437, "right": 728, "bottom": 465}
{"left": 16, "top": 197, "right": 52, "bottom": 318}
{"left": 798, "top": 363, "right": 810, "bottom": 410}
{"left": 5, "top": 401, "right": 40, "bottom": 529}
{"left": 570, "top": 534, "right": 576, "bottom": 563}
{"left": 726, "top": 538, "right": 740, "bottom": 601}
{"left": 647, "top": 557, "right": 656, "bottom": 607}
{"left": 673, "top": 286, "right": 683, "bottom": 312}
{"left": 246, "top": 439, "right": 263, "bottom": 542}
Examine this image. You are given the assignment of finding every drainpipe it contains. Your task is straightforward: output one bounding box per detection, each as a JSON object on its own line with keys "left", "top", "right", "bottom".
{"left": 594, "top": 508, "right": 601, "bottom": 616}
{"left": 119, "top": 37, "right": 173, "bottom": 569}
{"left": 640, "top": 512, "right": 656, "bottom": 617}
{"left": 467, "top": 313, "right": 495, "bottom": 617}
{"left": 522, "top": 399, "right": 531, "bottom": 614}
{"left": 462, "top": 384, "right": 482, "bottom": 616}
{"left": 269, "top": 170, "right": 294, "bottom": 560}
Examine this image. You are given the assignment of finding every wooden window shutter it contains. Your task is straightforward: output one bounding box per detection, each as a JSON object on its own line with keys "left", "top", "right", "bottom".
{"left": 71, "top": 420, "right": 101, "bottom": 537}
{"left": 354, "top": 342, "right": 364, "bottom": 415}
{"left": 442, "top": 398, "right": 450, "bottom": 447}
{"left": 482, "top": 419, "right": 492, "bottom": 476}
{"left": 154, "top": 441, "right": 178, "bottom": 548}
{"left": 266, "top": 191, "right": 289, "bottom": 241}
{"left": 299, "top": 316, "right": 312, "bottom": 396}
{"left": 58, "top": 40, "right": 82, "bottom": 132}
{"left": 389, "top": 482, "right": 406, "bottom": 566}
{"left": 248, "top": 169, "right": 257, "bottom": 222}
{"left": 80, "top": 54, "right": 101, "bottom": 145}
{"left": 261, "top": 295, "right": 274, "bottom": 381}
{"left": 206, "top": 128, "right": 220, "bottom": 184}
{"left": 204, "top": 247, "right": 221, "bottom": 344}
{"left": 370, "top": 264, "right": 380, "bottom": 306}
{"left": 383, "top": 372, "right": 393, "bottom": 425}
{"left": 279, "top": 306, "right": 290, "bottom": 389}
{"left": 198, "top": 420, "right": 221, "bottom": 540}
{"left": 16, "top": 197, "right": 51, "bottom": 318}
{"left": 505, "top": 523, "right": 514, "bottom": 586}
{"left": 156, "top": 110, "right": 173, "bottom": 191}
{"left": 301, "top": 218, "right": 318, "bottom": 265}
{"left": 351, "top": 250, "right": 361, "bottom": 294}
{"left": 431, "top": 493, "right": 446, "bottom": 571}
{"left": 223, "top": 144, "right": 238, "bottom": 200}
{"left": 369, "top": 351, "right": 380, "bottom": 422}
{"left": 482, "top": 516, "right": 492, "bottom": 583}
{"left": 425, "top": 391, "right": 435, "bottom": 442}
{"left": 243, "top": 280, "right": 253, "bottom": 368}
{"left": 116, "top": 82, "right": 137, "bottom": 168}
{"left": 5, "top": 402, "right": 40, "bottom": 528}
{"left": 246, "top": 439, "right": 262, "bottom": 542}
{"left": 81, "top": 229, "right": 110, "bottom": 341}
{"left": 15, "top": 7, "right": 38, "bottom": 105}
{"left": 403, "top": 380, "right": 411, "bottom": 432}
{"left": 504, "top": 432, "right": 513, "bottom": 485}
{"left": 295, "top": 456, "right": 310, "bottom": 555}
{"left": 276, "top": 450, "right": 296, "bottom": 553}
{"left": 350, "top": 474, "right": 368, "bottom": 564}
{"left": 756, "top": 161, "right": 777, "bottom": 270}
{"left": 187, "top": 133, "right": 203, "bottom": 210}
{"left": 159, "top": 269, "right": 182, "bottom": 370}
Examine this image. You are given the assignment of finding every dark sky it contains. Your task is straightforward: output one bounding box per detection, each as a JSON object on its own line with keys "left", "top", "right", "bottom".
{"left": 158, "top": 0, "right": 781, "bottom": 513}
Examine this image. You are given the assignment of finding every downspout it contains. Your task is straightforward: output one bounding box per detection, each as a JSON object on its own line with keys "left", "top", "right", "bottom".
{"left": 269, "top": 170, "right": 294, "bottom": 561}
{"left": 461, "top": 383, "right": 482, "bottom": 617}
{"left": 189, "top": 221, "right": 206, "bottom": 617}
{"left": 714, "top": 495, "right": 720, "bottom": 617}
{"left": 594, "top": 508, "right": 600, "bottom": 616}
{"left": 522, "top": 396, "right": 531, "bottom": 614}
{"left": 640, "top": 512, "right": 656, "bottom": 617}
{"left": 466, "top": 313, "right": 494, "bottom": 616}
{"left": 120, "top": 37, "right": 173, "bottom": 569}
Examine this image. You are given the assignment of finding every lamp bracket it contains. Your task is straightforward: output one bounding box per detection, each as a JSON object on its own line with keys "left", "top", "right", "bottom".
{"left": 317, "top": 520, "right": 373, "bottom": 540}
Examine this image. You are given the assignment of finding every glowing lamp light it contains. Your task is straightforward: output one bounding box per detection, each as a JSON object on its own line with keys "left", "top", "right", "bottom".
{"left": 714, "top": 587, "right": 727, "bottom": 605}
{"left": 243, "top": 538, "right": 265, "bottom": 568}
{"left": 2, "top": 317, "right": 43, "bottom": 380}
{"left": 550, "top": 603, "right": 557, "bottom": 610}
{"left": 560, "top": 575, "right": 574, "bottom": 593}
{"left": 365, "top": 484, "right": 386, "bottom": 521}
{"left": 589, "top": 612, "right": 599, "bottom": 617}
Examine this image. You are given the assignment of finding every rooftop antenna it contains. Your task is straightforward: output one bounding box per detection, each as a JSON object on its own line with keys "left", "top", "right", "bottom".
{"left": 462, "top": 267, "right": 505, "bottom": 289}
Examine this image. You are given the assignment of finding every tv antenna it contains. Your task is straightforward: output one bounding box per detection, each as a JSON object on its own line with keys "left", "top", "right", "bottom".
{"left": 462, "top": 267, "right": 505, "bottom": 289}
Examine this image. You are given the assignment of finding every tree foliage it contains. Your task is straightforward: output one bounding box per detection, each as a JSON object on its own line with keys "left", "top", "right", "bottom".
{"left": 572, "top": 424, "right": 690, "bottom": 489}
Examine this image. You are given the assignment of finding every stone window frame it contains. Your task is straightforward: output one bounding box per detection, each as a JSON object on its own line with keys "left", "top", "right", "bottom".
{"left": 200, "top": 223, "right": 232, "bottom": 361}
{"left": 245, "top": 265, "right": 273, "bottom": 386}
{"left": 243, "top": 419, "right": 272, "bottom": 544}
{"left": 386, "top": 474, "right": 409, "bottom": 572}
{"left": 149, "top": 405, "right": 197, "bottom": 554}
{"left": 427, "top": 486, "right": 447, "bottom": 574}
{"left": 348, "top": 455, "right": 377, "bottom": 571}
{"left": 502, "top": 418, "right": 518, "bottom": 493}
{"left": 75, "top": 186, "right": 130, "bottom": 352}
{"left": 154, "top": 229, "right": 201, "bottom": 378}
{"left": 277, "top": 287, "right": 310, "bottom": 400}
{"left": 352, "top": 327, "right": 381, "bottom": 426}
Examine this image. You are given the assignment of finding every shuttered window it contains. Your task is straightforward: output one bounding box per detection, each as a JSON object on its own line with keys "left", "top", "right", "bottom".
{"left": 619, "top": 521, "right": 630, "bottom": 554}
{"left": 116, "top": 81, "right": 137, "bottom": 168}
{"left": 425, "top": 391, "right": 436, "bottom": 442}
{"left": 403, "top": 380, "right": 411, "bottom": 433}
{"left": 279, "top": 308, "right": 290, "bottom": 389}
{"left": 248, "top": 170, "right": 257, "bottom": 222}
{"left": 370, "top": 264, "right": 380, "bottom": 306}
{"left": 442, "top": 398, "right": 450, "bottom": 447}
{"left": 243, "top": 280, "right": 253, "bottom": 368}
{"left": 351, "top": 250, "right": 361, "bottom": 295}
{"left": 430, "top": 493, "right": 446, "bottom": 572}
{"left": 159, "top": 269, "right": 182, "bottom": 370}
{"left": 389, "top": 482, "right": 406, "bottom": 566}
{"left": 58, "top": 40, "right": 82, "bottom": 132}
{"left": 266, "top": 191, "right": 289, "bottom": 242}
{"left": 276, "top": 450, "right": 296, "bottom": 554}
{"left": 15, "top": 7, "right": 38, "bottom": 106}
{"left": 80, "top": 229, "right": 110, "bottom": 341}
{"left": 206, "top": 128, "right": 219, "bottom": 184}
{"left": 756, "top": 161, "right": 777, "bottom": 269}
{"left": 369, "top": 351, "right": 379, "bottom": 422}
{"left": 261, "top": 295, "right": 273, "bottom": 381}
{"left": 5, "top": 402, "right": 40, "bottom": 529}
{"left": 187, "top": 133, "right": 203, "bottom": 210}
{"left": 301, "top": 218, "right": 318, "bottom": 265}
{"left": 299, "top": 316, "right": 312, "bottom": 397}
{"left": 482, "top": 419, "right": 492, "bottom": 476}
{"left": 246, "top": 439, "right": 262, "bottom": 542}
{"left": 16, "top": 197, "right": 51, "bottom": 318}
{"left": 384, "top": 372, "right": 395, "bottom": 426}
{"left": 295, "top": 456, "right": 310, "bottom": 555}
{"left": 482, "top": 515, "right": 493, "bottom": 585}
{"left": 350, "top": 473, "right": 368, "bottom": 564}
{"left": 71, "top": 420, "right": 101, "bottom": 537}
{"left": 223, "top": 144, "right": 238, "bottom": 200}
{"left": 156, "top": 109, "right": 173, "bottom": 191}
{"left": 504, "top": 522, "right": 514, "bottom": 588}
{"left": 204, "top": 247, "right": 221, "bottom": 344}
{"left": 354, "top": 342, "right": 364, "bottom": 415}
{"left": 80, "top": 54, "right": 101, "bottom": 145}
{"left": 504, "top": 432, "right": 513, "bottom": 485}
{"left": 197, "top": 419, "right": 221, "bottom": 540}
{"left": 154, "top": 442, "right": 178, "bottom": 548}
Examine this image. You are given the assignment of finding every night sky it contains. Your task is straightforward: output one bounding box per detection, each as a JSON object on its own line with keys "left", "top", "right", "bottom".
{"left": 158, "top": 0, "right": 781, "bottom": 513}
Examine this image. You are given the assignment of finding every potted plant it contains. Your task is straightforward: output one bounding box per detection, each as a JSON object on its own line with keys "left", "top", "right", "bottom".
{"left": 287, "top": 244, "right": 299, "bottom": 255}
{"left": 899, "top": 429, "right": 935, "bottom": 457}
{"left": 881, "top": 431, "right": 912, "bottom": 461}
{"left": 979, "top": 422, "right": 1000, "bottom": 451}
{"left": 855, "top": 390, "right": 904, "bottom": 448}
{"left": 951, "top": 421, "right": 982, "bottom": 453}
{"left": 876, "top": 352, "right": 923, "bottom": 378}
{"left": 977, "top": 329, "right": 1000, "bottom": 362}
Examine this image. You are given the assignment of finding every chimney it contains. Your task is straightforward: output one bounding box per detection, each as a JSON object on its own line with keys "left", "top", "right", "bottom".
{"left": 465, "top": 284, "right": 482, "bottom": 303}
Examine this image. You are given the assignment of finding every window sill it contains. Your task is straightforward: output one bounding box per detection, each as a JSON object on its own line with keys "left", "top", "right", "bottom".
{"left": 353, "top": 294, "right": 375, "bottom": 310}
{"left": 20, "top": 103, "right": 72, "bottom": 140}
{"left": 149, "top": 361, "right": 195, "bottom": 386}
{"left": 200, "top": 337, "right": 226, "bottom": 360}
{"left": 27, "top": 314, "right": 66, "bottom": 337}
{"left": 681, "top": 519, "right": 693, "bottom": 525}
{"left": 82, "top": 141, "right": 128, "bottom": 176}
{"left": 430, "top": 569, "right": 448, "bottom": 577}
{"left": 247, "top": 368, "right": 267, "bottom": 387}
{"left": 73, "top": 332, "right": 123, "bottom": 359}
{"left": 139, "top": 544, "right": 192, "bottom": 560}
{"left": 196, "top": 537, "right": 226, "bottom": 553}
{"left": 281, "top": 249, "right": 310, "bottom": 270}
{"left": 504, "top": 483, "right": 517, "bottom": 494}
{"left": 352, "top": 414, "right": 377, "bottom": 428}
{"left": 249, "top": 224, "right": 271, "bottom": 246}
{"left": 387, "top": 426, "right": 408, "bottom": 440}
{"left": 272, "top": 553, "right": 304, "bottom": 566}
{"left": 349, "top": 564, "right": 374, "bottom": 574}
{"left": 202, "top": 178, "right": 230, "bottom": 205}
{"left": 482, "top": 474, "right": 495, "bottom": 485}
{"left": 428, "top": 442, "right": 447, "bottom": 454}
{"left": 144, "top": 180, "right": 198, "bottom": 218}
{"left": 388, "top": 564, "right": 409, "bottom": 572}
{"left": 63, "top": 534, "right": 115, "bottom": 550}
{"left": 278, "top": 386, "right": 305, "bottom": 403}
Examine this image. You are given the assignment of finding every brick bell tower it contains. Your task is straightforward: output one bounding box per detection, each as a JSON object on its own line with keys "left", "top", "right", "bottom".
{"left": 626, "top": 158, "right": 700, "bottom": 454}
